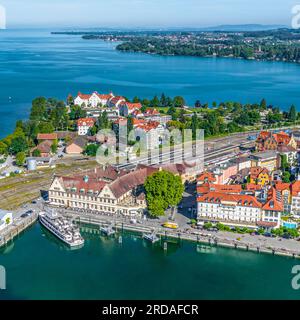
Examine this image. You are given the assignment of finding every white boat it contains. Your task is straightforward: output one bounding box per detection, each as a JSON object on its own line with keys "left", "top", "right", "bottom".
{"left": 39, "top": 211, "right": 84, "bottom": 247}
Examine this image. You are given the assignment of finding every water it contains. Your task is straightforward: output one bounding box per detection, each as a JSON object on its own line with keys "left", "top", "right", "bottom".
{"left": 1, "top": 29, "right": 300, "bottom": 138}
{"left": 0, "top": 223, "right": 299, "bottom": 300}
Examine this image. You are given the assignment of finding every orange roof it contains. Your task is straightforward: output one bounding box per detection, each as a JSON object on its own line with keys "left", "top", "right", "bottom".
{"left": 96, "top": 93, "right": 113, "bottom": 100}
{"left": 250, "top": 166, "right": 270, "bottom": 179}
{"left": 273, "top": 132, "right": 291, "bottom": 145}
{"left": 197, "top": 171, "right": 216, "bottom": 183}
{"left": 37, "top": 133, "right": 58, "bottom": 140}
{"left": 246, "top": 183, "right": 262, "bottom": 191}
{"left": 291, "top": 181, "right": 300, "bottom": 196}
{"left": 145, "top": 108, "right": 160, "bottom": 116}
{"left": 77, "top": 118, "right": 96, "bottom": 127}
{"left": 197, "top": 191, "right": 262, "bottom": 208}
{"left": 274, "top": 181, "right": 290, "bottom": 192}
{"left": 77, "top": 92, "right": 91, "bottom": 100}
{"left": 262, "top": 187, "right": 283, "bottom": 211}
{"left": 197, "top": 183, "right": 242, "bottom": 194}
{"left": 257, "top": 131, "right": 271, "bottom": 140}
{"left": 135, "top": 120, "right": 160, "bottom": 132}
{"left": 125, "top": 102, "right": 142, "bottom": 110}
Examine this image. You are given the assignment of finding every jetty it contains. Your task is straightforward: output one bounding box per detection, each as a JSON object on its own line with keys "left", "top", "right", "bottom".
{"left": 143, "top": 231, "right": 160, "bottom": 243}
{"left": 100, "top": 224, "right": 115, "bottom": 236}
{"left": 0, "top": 212, "right": 38, "bottom": 248}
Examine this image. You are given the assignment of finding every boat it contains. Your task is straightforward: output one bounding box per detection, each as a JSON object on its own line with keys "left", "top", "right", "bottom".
{"left": 162, "top": 222, "right": 179, "bottom": 229}
{"left": 39, "top": 211, "right": 84, "bottom": 247}
{"left": 100, "top": 225, "right": 115, "bottom": 236}
{"left": 143, "top": 232, "right": 160, "bottom": 243}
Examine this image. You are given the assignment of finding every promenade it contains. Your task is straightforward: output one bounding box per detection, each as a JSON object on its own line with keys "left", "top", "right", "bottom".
{"left": 58, "top": 207, "right": 300, "bottom": 259}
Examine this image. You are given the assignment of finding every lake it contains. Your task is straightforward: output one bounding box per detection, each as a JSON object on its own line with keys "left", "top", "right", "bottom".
{"left": 0, "top": 29, "right": 300, "bottom": 139}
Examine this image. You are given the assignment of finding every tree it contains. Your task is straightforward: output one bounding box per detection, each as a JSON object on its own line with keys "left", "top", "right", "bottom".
{"left": 30, "top": 97, "right": 47, "bottom": 121}
{"left": 132, "top": 96, "right": 140, "bottom": 103}
{"left": 195, "top": 100, "right": 202, "bottom": 108}
{"left": 32, "top": 149, "right": 41, "bottom": 157}
{"left": 288, "top": 104, "right": 297, "bottom": 122}
{"left": 9, "top": 136, "right": 28, "bottom": 155}
{"left": 173, "top": 96, "right": 185, "bottom": 108}
{"left": 85, "top": 144, "right": 99, "bottom": 156}
{"left": 51, "top": 140, "right": 58, "bottom": 154}
{"left": 15, "top": 152, "right": 26, "bottom": 166}
{"left": 150, "top": 95, "right": 160, "bottom": 108}
{"left": 144, "top": 171, "right": 184, "bottom": 217}
{"left": 260, "top": 98, "right": 267, "bottom": 110}
{"left": 282, "top": 171, "right": 291, "bottom": 183}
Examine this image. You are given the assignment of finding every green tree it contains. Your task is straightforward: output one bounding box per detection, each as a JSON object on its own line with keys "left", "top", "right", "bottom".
{"left": 30, "top": 97, "right": 47, "bottom": 121}
{"left": 32, "top": 149, "right": 41, "bottom": 157}
{"left": 144, "top": 171, "right": 184, "bottom": 217}
{"left": 9, "top": 136, "right": 28, "bottom": 155}
{"left": 282, "top": 171, "right": 291, "bottom": 183}
{"left": 288, "top": 104, "right": 297, "bottom": 122}
{"left": 173, "top": 96, "right": 185, "bottom": 108}
{"left": 85, "top": 144, "right": 99, "bottom": 156}
{"left": 15, "top": 152, "right": 26, "bottom": 166}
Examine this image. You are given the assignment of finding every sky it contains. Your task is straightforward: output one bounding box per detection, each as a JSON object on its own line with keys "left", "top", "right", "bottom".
{"left": 0, "top": 0, "right": 298, "bottom": 28}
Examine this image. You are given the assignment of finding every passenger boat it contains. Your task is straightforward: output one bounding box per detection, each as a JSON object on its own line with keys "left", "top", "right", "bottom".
{"left": 162, "top": 222, "right": 179, "bottom": 229}
{"left": 39, "top": 211, "right": 84, "bottom": 247}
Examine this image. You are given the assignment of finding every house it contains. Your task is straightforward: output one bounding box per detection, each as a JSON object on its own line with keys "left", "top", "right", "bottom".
{"left": 250, "top": 151, "right": 278, "bottom": 172}
{"left": 77, "top": 118, "right": 96, "bottom": 136}
{"left": 255, "top": 131, "right": 297, "bottom": 151}
{"left": 290, "top": 180, "right": 300, "bottom": 217}
{"left": 119, "top": 102, "right": 142, "bottom": 117}
{"left": 31, "top": 140, "right": 53, "bottom": 158}
{"left": 37, "top": 133, "right": 57, "bottom": 143}
{"left": 197, "top": 172, "right": 216, "bottom": 185}
{"left": 277, "top": 145, "right": 298, "bottom": 166}
{"left": 65, "top": 136, "right": 88, "bottom": 155}
{"left": 260, "top": 188, "right": 282, "bottom": 229}
{"left": 197, "top": 183, "right": 242, "bottom": 195}
{"left": 212, "top": 162, "right": 238, "bottom": 185}
{"left": 74, "top": 92, "right": 114, "bottom": 108}
{"left": 134, "top": 121, "right": 164, "bottom": 150}
{"left": 108, "top": 96, "right": 126, "bottom": 109}
{"left": 274, "top": 181, "right": 291, "bottom": 213}
{"left": 0, "top": 210, "right": 13, "bottom": 231}
{"left": 249, "top": 166, "right": 270, "bottom": 187}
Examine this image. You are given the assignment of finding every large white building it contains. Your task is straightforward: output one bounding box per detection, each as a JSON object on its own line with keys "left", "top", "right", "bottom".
{"left": 74, "top": 92, "right": 114, "bottom": 108}
{"left": 48, "top": 166, "right": 158, "bottom": 217}
{"left": 197, "top": 187, "right": 282, "bottom": 229}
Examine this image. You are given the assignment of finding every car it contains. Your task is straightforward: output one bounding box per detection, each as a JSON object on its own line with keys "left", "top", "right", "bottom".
{"left": 31, "top": 200, "right": 37, "bottom": 204}
{"left": 20, "top": 213, "right": 29, "bottom": 218}
{"left": 25, "top": 210, "right": 33, "bottom": 215}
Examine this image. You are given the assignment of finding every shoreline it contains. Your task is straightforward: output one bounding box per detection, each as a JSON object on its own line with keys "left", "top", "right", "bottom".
{"left": 62, "top": 211, "right": 300, "bottom": 259}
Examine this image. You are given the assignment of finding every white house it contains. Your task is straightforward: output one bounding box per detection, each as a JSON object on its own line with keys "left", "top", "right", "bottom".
{"left": 134, "top": 121, "right": 164, "bottom": 150}
{"left": 77, "top": 118, "right": 96, "bottom": 136}
{"left": 74, "top": 92, "right": 114, "bottom": 108}
{"left": 0, "top": 210, "right": 13, "bottom": 231}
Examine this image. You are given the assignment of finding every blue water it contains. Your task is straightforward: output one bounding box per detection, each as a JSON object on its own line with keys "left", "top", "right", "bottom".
{"left": 1, "top": 28, "right": 300, "bottom": 139}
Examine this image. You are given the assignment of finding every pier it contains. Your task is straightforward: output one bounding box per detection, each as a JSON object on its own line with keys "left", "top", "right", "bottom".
{"left": 0, "top": 213, "right": 38, "bottom": 248}
{"left": 62, "top": 212, "right": 300, "bottom": 259}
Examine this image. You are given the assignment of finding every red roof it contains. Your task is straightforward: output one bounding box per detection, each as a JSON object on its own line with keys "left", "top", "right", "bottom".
{"left": 197, "top": 191, "right": 262, "bottom": 208}
{"left": 197, "top": 172, "right": 216, "bottom": 183}
{"left": 124, "top": 102, "right": 142, "bottom": 110}
{"left": 77, "top": 92, "right": 91, "bottom": 100}
{"left": 37, "top": 133, "right": 57, "bottom": 140}
{"left": 274, "top": 181, "right": 290, "bottom": 192}
{"left": 144, "top": 108, "right": 160, "bottom": 116}
{"left": 273, "top": 132, "right": 291, "bottom": 145}
{"left": 291, "top": 181, "right": 300, "bottom": 196}
{"left": 246, "top": 183, "right": 262, "bottom": 191}
{"left": 135, "top": 121, "right": 160, "bottom": 132}
{"left": 77, "top": 118, "right": 96, "bottom": 127}
{"left": 262, "top": 187, "right": 283, "bottom": 211}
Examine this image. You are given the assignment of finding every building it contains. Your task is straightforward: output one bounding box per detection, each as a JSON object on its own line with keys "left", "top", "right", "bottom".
{"left": 249, "top": 166, "right": 270, "bottom": 187}
{"left": 256, "top": 131, "right": 297, "bottom": 151}
{"left": 274, "top": 181, "right": 291, "bottom": 213}
{"left": 277, "top": 145, "right": 298, "bottom": 166}
{"left": 77, "top": 118, "right": 96, "bottom": 136}
{"left": 37, "top": 133, "right": 57, "bottom": 143}
{"left": 48, "top": 166, "right": 159, "bottom": 216}
{"left": 197, "top": 189, "right": 282, "bottom": 229}
{"left": 74, "top": 92, "right": 114, "bottom": 108}
{"left": 31, "top": 140, "right": 53, "bottom": 158}
{"left": 197, "top": 192, "right": 263, "bottom": 228}
{"left": 0, "top": 210, "right": 13, "bottom": 231}
{"left": 197, "top": 172, "right": 217, "bottom": 185}
{"left": 134, "top": 121, "right": 164, "bottom": 150}
{"left": 108, "top": 96, "right": 126, "bottom": 109}
{"left": 212, "top": 162, "right": 238, "bottom": 184}
{"left": 65, "top": 136, "right": 88, "bottom": 155}
{"left": 291, "top": 181, "right": 300, "bottom": 217}
{"left": 250, "top": 151, "right": 278, "bottom": 172}
{"left": 119, "top": 102, "right": 142, "bottom": 117}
